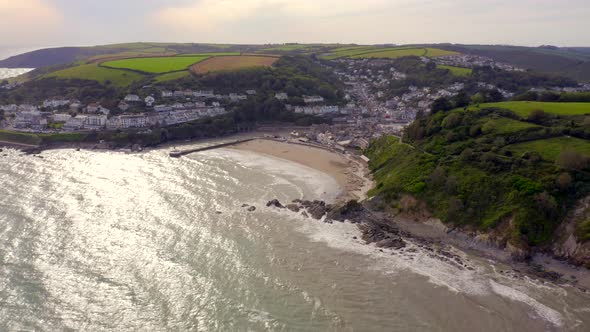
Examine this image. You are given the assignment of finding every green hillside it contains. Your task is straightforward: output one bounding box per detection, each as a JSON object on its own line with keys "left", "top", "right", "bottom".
{"left": 102, "top": 55, "right": 210, "bottom": 74}
{"left": 467, "top": 101, "right": 590, "bottom": 117}
{"left": 367, "top": 102, "right": 590, "bottom": 253}
{"left": 44, "top": 63, "right": 145, "bottom": 86}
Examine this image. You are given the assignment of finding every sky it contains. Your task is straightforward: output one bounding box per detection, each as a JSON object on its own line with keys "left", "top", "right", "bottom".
{"left": 1, "top": 0, "right": 589, "bottom": 50}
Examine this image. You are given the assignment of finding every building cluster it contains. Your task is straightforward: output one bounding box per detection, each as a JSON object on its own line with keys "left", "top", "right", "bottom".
{"left": 529, "top": 84, "right": 590, "bottom": 94}
{"left": 432, "top": 54, "right": 525, "bottom": 72}
{"left": 0, "top": 89, "right": 229, "bottom": 133}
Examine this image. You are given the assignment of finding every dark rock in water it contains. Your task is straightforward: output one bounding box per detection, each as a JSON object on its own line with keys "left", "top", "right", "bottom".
{"left": 326, "top": 200, "right": 369, "bottom": 224}
{"left": 353, "top": 236, "right": 358, "bottom": 240}
{"left": 301, "top": 211, "right": 309, "bottom": 218}
{"left": 0, "top": 148, "right": 3, "bottom": 152}
{"left": 286, "top": 204, "right": 300, "bottom": 213}
{"left": 376, "top": 237, "right": 406, "bottom": 249}
{"left": 308, "top": 205, "right": 327, "bottom": 220}
{"left": 216, "top": 211, "right": 223, "bottom": 214}
{"left": 76, "top": 148, "right": 81, "bottom": 151}
{"left": 266, "top": 199, "right": 284, "bottom": 208}
{"left": 241, "top": 204, "right": 250, "bottom": 208}
{"left": 299, "top": 200, "right": 328, "bottom": 220}
{"left": 247, "top": 206, "right": 256, "bottom": 212}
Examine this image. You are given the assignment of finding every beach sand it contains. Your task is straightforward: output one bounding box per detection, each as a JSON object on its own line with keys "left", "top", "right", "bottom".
{"left": 232, "top": 139, "right": 373, "bottom": 202}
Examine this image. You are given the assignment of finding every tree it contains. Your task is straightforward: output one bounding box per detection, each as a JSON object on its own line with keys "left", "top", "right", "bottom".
{"left": 471, "top": 93, "right": 485, "bottom": 105}
{"left": 453, "top": 90, "right": 470, "bottom": 108}
{"left": 557, "top": 151, "right": 589, "bottom": 170}
{"left": 443, "top": 112, "right": 462, "bottom": 129}
{"left": 487, "top": 89, "right": 503, "bottom": 102}
{"left": 447, "top": 197, "right": 464, "bottom": 221}
{"left": 556, "top": 172, "right": 573, "bottom": 190}
{"left": 431, "top": 97, "right": 453, "bottom": 113}
{"left": 527, "top": 109, "right": 547, "bottom": 123}
{"left": 428, "top": 166, "right": 446, "bottom": 188}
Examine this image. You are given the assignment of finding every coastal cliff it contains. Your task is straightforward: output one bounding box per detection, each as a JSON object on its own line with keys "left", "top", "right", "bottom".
{"left": 363, "top": 103, "right": 590, "bottom": 265}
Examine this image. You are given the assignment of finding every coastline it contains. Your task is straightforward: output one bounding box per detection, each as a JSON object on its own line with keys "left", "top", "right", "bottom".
{"left": 231, "top": 139, "right": 590, "bottom": 291}
{"left": 231, "top": 138, "right": 374, "bottom": 203}
{"left": 7, "top": 132, "right": 590, "bottom": 290}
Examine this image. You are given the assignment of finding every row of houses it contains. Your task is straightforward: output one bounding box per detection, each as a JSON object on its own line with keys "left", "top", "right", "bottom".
{"left": 290, "top": 105, "right": 340, "bottom": 115}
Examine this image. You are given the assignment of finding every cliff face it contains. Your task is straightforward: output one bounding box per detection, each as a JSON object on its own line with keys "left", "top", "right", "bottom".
{"left": 552, "top": 196, "right": 590, "bottom": 268}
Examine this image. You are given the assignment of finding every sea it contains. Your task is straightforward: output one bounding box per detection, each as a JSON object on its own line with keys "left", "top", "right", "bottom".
{"left": 0, "top": 143, "right": 589, "bottom": 331}
{"left": 0, "top": 46, "right": 39, "bottom": 79}
{"left": 0, "top": 68, "right": 34, "bottom": 80}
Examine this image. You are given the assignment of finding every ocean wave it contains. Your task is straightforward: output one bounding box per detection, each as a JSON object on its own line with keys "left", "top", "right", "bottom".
{"left": 0, "top": 68, "right": 34, "bottom": 79}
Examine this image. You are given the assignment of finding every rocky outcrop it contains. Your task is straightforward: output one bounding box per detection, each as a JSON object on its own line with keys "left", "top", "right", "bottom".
{"left": 266, "top": 199, "right": 284, "bottom": 209}
{"left": 551, "top": 196, "right": 590, "bottom": 267}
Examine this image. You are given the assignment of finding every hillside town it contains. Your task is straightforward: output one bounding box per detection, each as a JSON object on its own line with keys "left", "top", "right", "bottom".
{"left": 1, "top": 55, "right": 590, "bottom": 146}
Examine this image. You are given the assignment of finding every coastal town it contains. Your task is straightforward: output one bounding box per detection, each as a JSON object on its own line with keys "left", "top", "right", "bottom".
{"left": 2, "top": 54, "right": 590, "bottom": 154}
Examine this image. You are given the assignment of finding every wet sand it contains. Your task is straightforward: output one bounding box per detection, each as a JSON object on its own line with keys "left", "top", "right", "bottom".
{"left": 232, "top": 139, "right": 373, "bottom": 202}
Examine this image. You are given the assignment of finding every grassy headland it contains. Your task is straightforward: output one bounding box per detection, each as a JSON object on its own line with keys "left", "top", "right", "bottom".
{"left": 366, "top": 102, "right": 590, "bottom": 251}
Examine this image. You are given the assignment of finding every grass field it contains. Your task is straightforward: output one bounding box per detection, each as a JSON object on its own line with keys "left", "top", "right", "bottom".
{"left": 424, "top": 48, "right": 459, "bottom": 57}
{"left": 87, "top": 52, "right": 178, "bottom": 64}
{"left": 506, "top": 136, "right": 590, "bottom": 161}
{"left": 260, "top": 44, "right": 315, "bottom": 51}
{"left": 350, "top": 48, "right": 427, "bottom": 59}
{"left": 102, "top": 56, "right": 210, "bottom": 74}
{"left": 153, "top": 71, "right": 192, "bottom": 83}
{"left": 481, "top": 117, "right": 541, "bottom": 134}
{"left": 44, "top": 64, "right": 145, "bottom": 86}
{"left": 178, "top": 52, "right": 240, "bottom": 57}
{"left": 0, "top": 130, "right": 42, "bottom": 145}
{"left": 469, "top": 101, "right": 590, "bottom": 117}
{"left": 438, "top": 65, "right": 472, "bottom": 76}
{"left": 191, "top": 55, "right": 279, "bottom": 74}
{"left": 340, "top": 47, "right": 458, "bottom": 60}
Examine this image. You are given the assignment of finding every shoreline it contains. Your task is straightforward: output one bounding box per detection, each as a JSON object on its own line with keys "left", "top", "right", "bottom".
{"left": 6, "top": 132, "right": 590, "bottom": 290}
{"left": 231, "top": 138, "right": 374, "bottom": 203}
{"left": 232, "top": 140, "right": 590, "bottom": 291}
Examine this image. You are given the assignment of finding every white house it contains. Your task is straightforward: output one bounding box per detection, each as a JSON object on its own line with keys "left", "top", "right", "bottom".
{"left": 52, "top": 113, "right": 72, "bottom": 122}
{"left": 275, "top": 92, "right": 288, "bottom": 100}
{"left": 145, "top": 96, "right": 155, "bottom": 107}
{"left": 43, "top": 97, "right": 70, "bottom": 109}
{"left": 303, "top": 95, "right": 325, "bottom": 104}
{"left": 84, "top": 115, "right": 107, "bottom": 130}
{"left": 64, "top": 116, "right": 87, "bottom": 131}
{"left": 118, "top": 101, "right": 130, "bottom": 112}
{"left": 124, "top": 94, "right": 141, "bottom": 103}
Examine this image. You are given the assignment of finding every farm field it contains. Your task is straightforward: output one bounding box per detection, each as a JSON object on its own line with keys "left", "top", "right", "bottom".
{"left": 439, "top": 65, "right": 472, "bottom": 76}
{"left": 87, "top": 52, "right": 178, "bottom": 64}
{"left": 423, "top": 48, "right": 459, "bottom": 57}
{"left": 153, "top": 71, "right": 191, "bottom": 83}
{"left": 44, "top": 64, "right": 145, "bottom": 86}
{"left": 102, "top": 56, "right": 210, "bottom": 74}
{"left": 330, "top": 47, "right": 459, "bottom": 60}
{"left": 261, "top": 44, "right": 315, "bottom": 51}
{"left": 191, "top": 55, "right": 279, "bottom": 74}
{"left": 469, "top": 101, "right": 590, "bottom": 117}
{"left": 350, "top": 48, "right": 428, "bottom": 59}
{"left": 481, "top": 117, "right": 541, "bottom": 134}
{"left": 178, "top": 52, "right": 240, "bottom": 57}
{"left": 506, "top": 136, "right": 590, "bottom": 161}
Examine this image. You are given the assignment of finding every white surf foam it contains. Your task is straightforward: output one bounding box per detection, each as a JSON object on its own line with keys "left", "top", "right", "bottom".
{"left": 203, "top": 148, "right": 343, "bottom": 202}
{"left": 288, "top": 216, "right": 567, "bottom": 327}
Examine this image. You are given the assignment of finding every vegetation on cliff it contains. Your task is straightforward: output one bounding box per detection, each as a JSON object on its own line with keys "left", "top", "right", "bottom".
{"left": 366, "top": 102, "right": 590, "bottom": 249}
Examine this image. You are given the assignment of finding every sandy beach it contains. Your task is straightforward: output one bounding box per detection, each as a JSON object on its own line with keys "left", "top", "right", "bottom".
{"left": 232, "top": 139, "right": 373, "bottom": 202}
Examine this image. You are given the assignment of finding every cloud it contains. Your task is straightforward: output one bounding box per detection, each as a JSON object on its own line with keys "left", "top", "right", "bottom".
{"left": 153, "top": 0, "right": 390, "bottom": 36}
{"left": 0, "top": 0, "right": 62, "bottom": 45}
